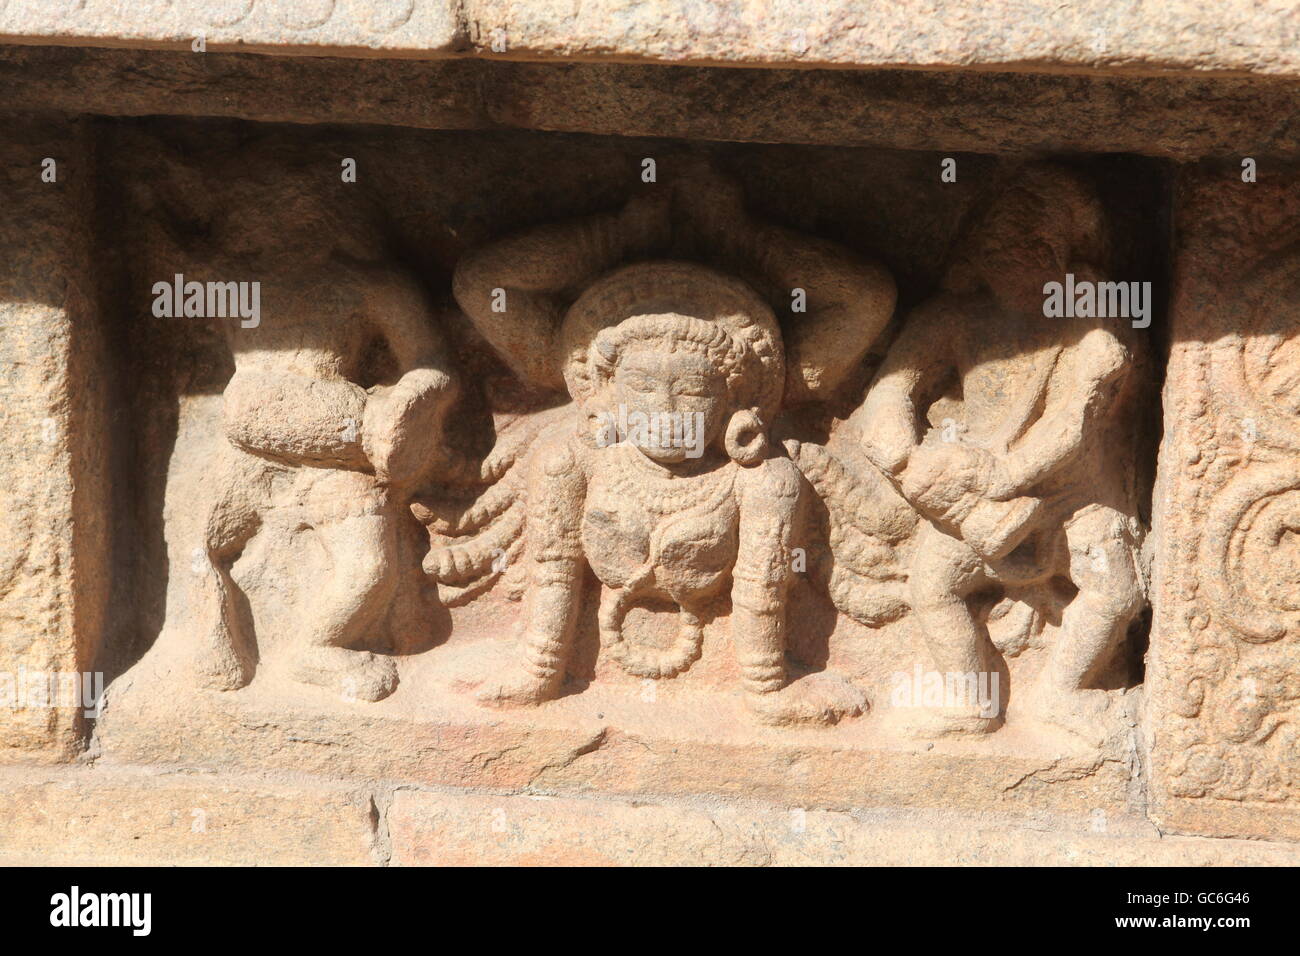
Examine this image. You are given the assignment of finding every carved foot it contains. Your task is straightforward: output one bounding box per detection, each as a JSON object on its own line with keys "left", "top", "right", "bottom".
{"left": 746, "top": 672, "right": 868, "bottom": 727}
{"left": 1020, "top": 681, "right": 1114, "bottom": 748}
{"left": 191, "top": 624, "right": 254, "bottom": 692}
{"left": 880, "top": 703, "right": 1000, "bottom": 738}
{"left": 474, "top": 664, "right": 562, "bottom": 708}
{"left": 290, "top": 646, "right": 398, "bottom": 702}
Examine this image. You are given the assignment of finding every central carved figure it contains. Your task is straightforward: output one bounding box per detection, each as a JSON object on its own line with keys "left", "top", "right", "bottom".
{"left": 474, "top": 262, "right": 867, "bottom": 723}
{"left": 429, "top": 172, "right": 898, "bottom": 724}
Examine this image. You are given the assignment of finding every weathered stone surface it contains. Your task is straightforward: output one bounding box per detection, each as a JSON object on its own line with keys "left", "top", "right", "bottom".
{"left": 2, "top": 47, "right": 1300, "bottom": 161}
{"left": 97, "top": 643, "right": 1139, "bottom": 817}
{"left": 387, "top": 789, "right": 1300, "bottom": 867}
{"left": 0, "top": 117, "right": 110, "bottom": 762}
{"left": 73, "top": 136, "right": 1162, "bottom": 835}
{"left": 0, "top": 1, "right": 1296, "bottom": 76}
{"left": 460, "top": 0, "right": 1300, "bottom": 75}
{"left": 1147, "top": 162, "right": 1300, "bottom": 841}
{"left": 0, "top": 0, "right": 461, "bottom": 58}
{"left": 2, "top": 8, "right": 1299, "bottom": 865}
{"left": 0, "top": 766, "right": 377, "bottom": 865}
{"left": 1, "top": 764, "right": 1294, "bottom": 866}
{"left": 477, "top": 63, "right": 1300, "bottom": 161}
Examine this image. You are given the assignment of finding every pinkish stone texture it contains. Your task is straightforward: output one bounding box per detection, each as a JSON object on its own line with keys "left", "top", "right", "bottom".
{"left": 1147, "top": 163, "right": 1300, "bottom": 841}
{"left": 0, "top": 6, "right": 1298, "bottom": 866}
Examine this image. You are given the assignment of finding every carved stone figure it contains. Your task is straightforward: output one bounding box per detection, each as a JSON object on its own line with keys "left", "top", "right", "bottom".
{"left": 852, "top": 164, "right": 1147, "bottom": 741}
{"left": 421, "top": 170, "right": 896, "bottom": 724}
{"left": 155, "top": 175, "right": 460, "bottom": 702}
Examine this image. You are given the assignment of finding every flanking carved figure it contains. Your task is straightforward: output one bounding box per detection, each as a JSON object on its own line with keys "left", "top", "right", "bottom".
{"left": 851, "top": 164, "right": 1148, "bottom": 742}
{"left": 143, "top": 166, "right": 460, "bottom": 702}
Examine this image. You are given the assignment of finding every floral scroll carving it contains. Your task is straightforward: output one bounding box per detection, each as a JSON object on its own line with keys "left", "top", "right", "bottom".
{"left": 1155, "top": 171, "right": 1300, "bottom": 815}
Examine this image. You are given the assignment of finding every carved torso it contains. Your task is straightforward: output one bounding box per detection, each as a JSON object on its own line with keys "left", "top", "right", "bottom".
{"left": 582, "top": 443, "right": 739, "bottom": 604}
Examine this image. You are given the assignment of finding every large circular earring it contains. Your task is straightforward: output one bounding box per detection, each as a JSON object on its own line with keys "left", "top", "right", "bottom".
{"left": 583, "top": 390, "right": 621, "bottom": 449}
{"left": 725, "top": 407, "right": 768, "bottom": 466}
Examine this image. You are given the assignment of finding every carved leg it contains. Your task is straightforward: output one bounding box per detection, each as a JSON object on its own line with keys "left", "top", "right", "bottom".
{"left": 735, "top": 609, "right": 787, "bottom": 697}
{"left": 476, "top": 576, "right": 578, "bottom": 707}
{"left": 1023, "top": 506, "right": 1143, "bottom": 743}
{"left": 288, "top": 512, "right": 401, "bottom": 702}
{"left": 475, "top": 629, "right": 570, "bottom": 707}
{"left": 190, "top": 457, "right": 264, "bottom": 691}
{"left": 735, "top": 608, "right": 867, "bottom": 727}
{"left": 890, "top": 522, "right": 1000, "bottom": 736}
{"left": 730, "top": 459, "right": 867, "bottom": 726}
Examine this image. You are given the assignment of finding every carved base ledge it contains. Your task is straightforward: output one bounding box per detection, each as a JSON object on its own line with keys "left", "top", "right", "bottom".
{"left": 2, "top": 764, "right": 1296, "bottom": 867}
{"left": 99, "top": 637, "right": 1139, "bottom": 818}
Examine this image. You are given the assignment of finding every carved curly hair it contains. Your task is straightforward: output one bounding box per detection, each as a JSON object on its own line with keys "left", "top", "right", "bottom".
{"left": 589, "top": 313, "right": 747, "bottom": 394}
{"left": 561, "top": 261, "right": 785, "bottom": 421}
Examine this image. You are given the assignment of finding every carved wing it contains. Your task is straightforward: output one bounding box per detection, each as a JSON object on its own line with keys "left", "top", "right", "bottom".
{"left": 411, "top": 404, "right": 575, "bottom": 606}
{"left": 784, "top": 435, "right": 917, "bottom": 628}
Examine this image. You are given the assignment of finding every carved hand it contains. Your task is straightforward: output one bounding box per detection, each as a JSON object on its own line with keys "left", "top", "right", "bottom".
{"left": 861, "top": 417, "right": 918, "bottom": 478}
{"left": 899, "top": 443, "right": 1001, "bottom": 523}
{"left": 362, "top": 368, "right": 458, "bottom": 487}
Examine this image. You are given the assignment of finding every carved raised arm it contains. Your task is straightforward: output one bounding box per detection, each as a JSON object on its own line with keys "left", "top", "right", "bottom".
{"left": 748, "top": 225, "right": 896, "bottom": 404}
{"left": 996, "top": 324, "right": 1130, "bottom": 497}
{"left": 851, "top": 297, "right": 957, "bottom": 478}
{"left": 672, "top": 166, "right": 897, "bottom": 404}
{"left": 452, "top": 197, "right": 671, "bottom": 392}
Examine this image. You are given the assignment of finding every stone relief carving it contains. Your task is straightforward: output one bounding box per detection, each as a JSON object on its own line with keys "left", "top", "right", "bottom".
{"left": 1153, "top": 171, "right": 1300, "bottom": 815}
{"left": 424, "top": 173, "right": 896, "bottom": 724}
{"left": 1161, "top": 324, "right": 1300, "bottom": 803}
{"left": 850, "top": 164, "right": 1147, "bottom": 742}
{"left": 144, "top": 169, "right": 460, "bottom": 702}
{"left": 147, "top": 156, "right": 1152, "bottom": 743}
{"left": 416, "top": 163, "right": 1149, "bottom": 736}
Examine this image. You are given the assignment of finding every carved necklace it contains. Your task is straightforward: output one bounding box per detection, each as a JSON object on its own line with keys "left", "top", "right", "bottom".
{"left": 599, "top": 442, "right": 736, "bottom": 516}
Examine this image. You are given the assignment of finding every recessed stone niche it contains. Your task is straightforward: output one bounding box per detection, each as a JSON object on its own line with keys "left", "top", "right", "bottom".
{"left": 0, "top": 9, "right": 1298, "bottom": 865}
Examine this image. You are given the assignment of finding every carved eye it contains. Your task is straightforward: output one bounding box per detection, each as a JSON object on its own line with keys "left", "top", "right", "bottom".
{"left": 674, "top": 378, "right": 714, "bottom": 397}
{"left": 620, "top": 373, "right": 658, "bottom": 393}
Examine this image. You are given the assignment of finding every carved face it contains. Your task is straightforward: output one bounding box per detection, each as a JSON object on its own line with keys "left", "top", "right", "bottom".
{"left": 610, "top": 348, "right": 728, "bottom": 464}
